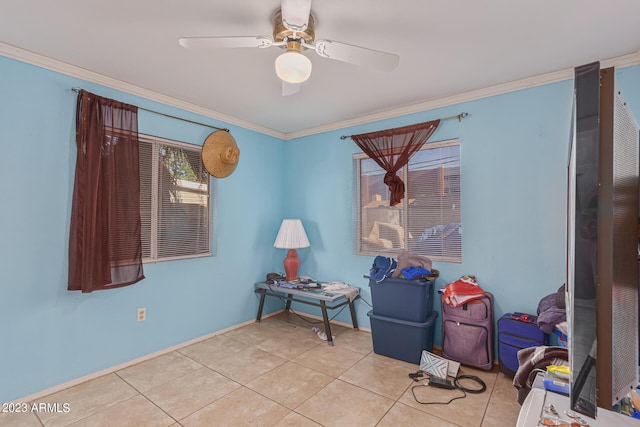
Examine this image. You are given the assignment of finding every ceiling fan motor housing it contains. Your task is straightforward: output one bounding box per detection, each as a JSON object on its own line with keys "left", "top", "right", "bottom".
{"left": 273, "top": 9, "right": 315, "bottom": 47}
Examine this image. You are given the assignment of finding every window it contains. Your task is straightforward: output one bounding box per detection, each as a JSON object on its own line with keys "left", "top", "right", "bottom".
{"left": 139, "top": 134, "right": 214, "bottom": 262}
{"left": 354, "top": 139, "right": 461, "bottom": 262}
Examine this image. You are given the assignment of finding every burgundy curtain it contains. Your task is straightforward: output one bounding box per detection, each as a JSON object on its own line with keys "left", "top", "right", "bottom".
{"left": 351, "top": 120, "right": 440, "bottom": 206}
{"left": 68, "top": 90, "right": 145, "bottom": 293}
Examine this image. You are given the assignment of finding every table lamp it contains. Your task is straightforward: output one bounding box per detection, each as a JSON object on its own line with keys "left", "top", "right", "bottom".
{"left": 273, "top": 219, "right": 310, "bottom": 281}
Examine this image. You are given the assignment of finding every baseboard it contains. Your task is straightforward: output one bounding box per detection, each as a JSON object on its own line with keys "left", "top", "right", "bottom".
{"left": 11, "top": 310, "right": 286, "bottom": 404}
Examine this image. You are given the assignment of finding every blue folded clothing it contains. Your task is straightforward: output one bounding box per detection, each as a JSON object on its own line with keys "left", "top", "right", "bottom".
{"left": 369, "top": 255, "right": 397, "bottom": 283}
{"left": 401, "top": 266, "right": 431, "bottom": 279}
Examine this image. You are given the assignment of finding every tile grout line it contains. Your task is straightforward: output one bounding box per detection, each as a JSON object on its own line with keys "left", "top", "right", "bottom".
{"left": 173, "top": 327, "right": 330, "bottom": 424}
{"left": 60, "top": 393, "right": 143, "bottom": 427}
{"left": 277, "top": 315, "right": 404, "bottom": 426}
{"left": 477, "top": 370, "right": 499, "bottom": 427}
{"left": 117, "top": 348, "right": 249, "bottom": 424}
{"left": 32, "top": 408, "right": 45, "bottom": 427}
{"left": 114, "top": 352, "right": 208, "bottom": 395}
{"left": 229, "top": 316, "right": 377, "bottom": 425}
{"left": 108, "top": 373, "right": 182, "bottom": 425}
{"left": 137, "top": 393, "right": 180, "bottom": 426}
{"left": 218, "top": 313, "right": 496, "bottom": 426}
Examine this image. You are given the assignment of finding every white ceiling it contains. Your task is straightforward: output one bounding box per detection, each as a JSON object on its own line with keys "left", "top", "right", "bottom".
{"left": 1, "top": 0, "right": 640, "bottom": 138}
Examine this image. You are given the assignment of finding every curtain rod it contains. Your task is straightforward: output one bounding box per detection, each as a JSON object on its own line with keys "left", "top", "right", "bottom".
{"left": 339, "top": 112, "right": 469, "bottom": 140}
{"left": 71, "top": 87, "right": 229, "bottom": 132}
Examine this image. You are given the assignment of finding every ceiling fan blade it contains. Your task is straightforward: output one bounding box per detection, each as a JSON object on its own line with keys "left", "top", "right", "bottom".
{"left": 314, "top": 39, "right": 400, "bottom": 72}
{"left": 179, "top": 36, "right": 273, "bottom": 49}
{"left": 281, "top": 0, "right": 312, "bottom": 32}
{"left": 282, "top": 81, "right": 301, "bottom": 96}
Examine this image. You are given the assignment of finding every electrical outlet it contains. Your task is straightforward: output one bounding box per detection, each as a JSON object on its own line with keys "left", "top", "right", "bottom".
{"left": 137, "top": 307, "right": 146, "bottom": 322}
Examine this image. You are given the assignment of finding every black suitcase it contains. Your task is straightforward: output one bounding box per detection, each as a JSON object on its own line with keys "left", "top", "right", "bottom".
{"left": 497, "top": 312, "right": 548, "bottom": 377}
{"left": 441, "top": 292, "right": 494, "bottom": 370}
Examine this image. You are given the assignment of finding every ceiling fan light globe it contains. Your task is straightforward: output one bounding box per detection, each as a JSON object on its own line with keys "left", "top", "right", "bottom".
{"left": 275, "top": 52, "right": 312, "bottom": 83}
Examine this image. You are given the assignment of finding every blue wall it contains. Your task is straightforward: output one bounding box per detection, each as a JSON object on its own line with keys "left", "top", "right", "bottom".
{"left": 288, "top": 64, "right": 640, "bottom": 347}
{"left": 1, "top": 53, "right": 638, "bottom": 403}
{"left": 286, "top": 81, "right": 574, "bottom": 346}
{"left": 0, "top": 55, "right": 286, "bottom": 403}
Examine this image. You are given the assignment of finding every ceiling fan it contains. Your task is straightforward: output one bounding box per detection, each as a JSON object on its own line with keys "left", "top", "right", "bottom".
{"left": 178, "top": 0, "right": 400, "bottom": 96}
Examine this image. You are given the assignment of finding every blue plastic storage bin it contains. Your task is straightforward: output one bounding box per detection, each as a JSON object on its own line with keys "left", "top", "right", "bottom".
{"left": 368, "top": 277, "right": 434, "bottom": 322}
{"left": 367, "top": 310, "right": 437, "bottom": 364}
{"left": 551, "top": 328, "right": 567, "bottom": 348}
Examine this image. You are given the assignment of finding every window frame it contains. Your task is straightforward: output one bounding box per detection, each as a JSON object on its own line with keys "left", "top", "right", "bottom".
{"left": 138, "top": 133, "right": 216, "bottom": 263}
{"left": 354, "top": 138, "right": 461, "bottom": 263}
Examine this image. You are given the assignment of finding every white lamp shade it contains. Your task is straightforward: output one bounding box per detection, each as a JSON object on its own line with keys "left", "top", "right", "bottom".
{"left": 273, "top": 219, "right": 310, "bottom": 249}
{"left": 275, "top": 52, "right": 312, "bottom": 84}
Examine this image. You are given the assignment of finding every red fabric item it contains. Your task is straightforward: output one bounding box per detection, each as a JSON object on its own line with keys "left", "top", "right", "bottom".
{"left": 440, "top": 277, "right": 486, "bottom": 307}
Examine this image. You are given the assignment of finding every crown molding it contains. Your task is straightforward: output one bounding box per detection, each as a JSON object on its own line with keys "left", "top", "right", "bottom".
{"left": 2, "top": 42, "right": 639, "bottom": 142}
{"left": 285, "top": 51, "right": 640, "bottom": 140}
{"left": 0, "top": 42, "right": 286, "bottom": 140}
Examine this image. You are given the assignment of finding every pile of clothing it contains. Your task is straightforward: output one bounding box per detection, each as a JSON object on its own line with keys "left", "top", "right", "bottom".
{"left": 511, "top": 285, "right": 569, "bottom": 404}
{"left": 513, "top": 346, "right": 569, "bottom": 404}
{"left": 369, "top": 251, "right": 437, "bottom": 282}
{"left": 392, "top": 251, "right": 434, "bottom": 279}
{"left": 536, "top": 284, "right": 566, "bottom": 334}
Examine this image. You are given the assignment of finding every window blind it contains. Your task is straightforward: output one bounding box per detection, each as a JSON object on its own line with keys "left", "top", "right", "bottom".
{"left": 355, "top": 139, "right": 461, "bottom": 262}
{"left": 139, "top": 135, "right": 212, "bottom": 262}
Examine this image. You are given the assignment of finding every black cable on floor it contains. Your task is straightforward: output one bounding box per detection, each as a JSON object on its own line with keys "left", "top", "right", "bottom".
{"left": 411, "top": 383, "right": 467, "bottom": 405}
{"left": 411, "top": 374, "right": 487, "bottom": 405}
{"left": 455, "top": 374, "right": 487, "bottom": 394}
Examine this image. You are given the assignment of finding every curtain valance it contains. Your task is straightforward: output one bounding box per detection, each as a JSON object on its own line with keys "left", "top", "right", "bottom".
{"left": 351, "top": 120, "right": 440, "bottom": 206}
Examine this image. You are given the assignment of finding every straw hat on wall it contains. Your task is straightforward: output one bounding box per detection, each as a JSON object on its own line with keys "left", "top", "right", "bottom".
{"left": 201, "top": 130, "right": 240, "bottom": 178}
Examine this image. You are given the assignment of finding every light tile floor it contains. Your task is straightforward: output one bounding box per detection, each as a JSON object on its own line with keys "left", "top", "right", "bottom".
{"left": 1, "top": 312, "right": 522, "bottom": 426}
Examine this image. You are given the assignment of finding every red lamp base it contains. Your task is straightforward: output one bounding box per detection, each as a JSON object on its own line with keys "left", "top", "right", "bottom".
{"left": 283, "top": 249, "right": 301, "bottom": 281}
